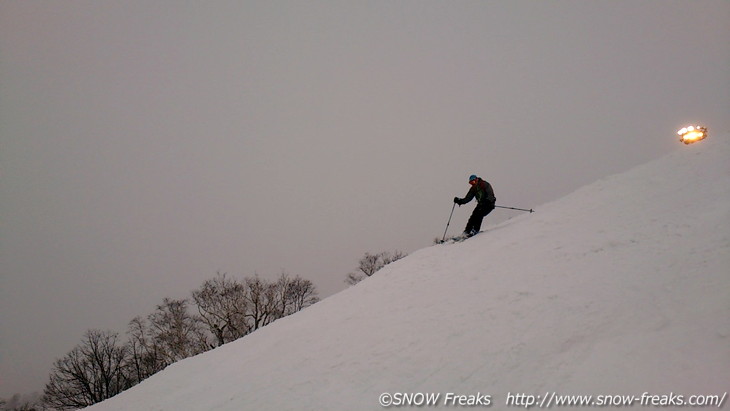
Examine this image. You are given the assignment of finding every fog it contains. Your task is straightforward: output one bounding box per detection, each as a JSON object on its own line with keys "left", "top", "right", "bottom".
{"left": 1, "top": 0, "right": 728, "bottom": 397}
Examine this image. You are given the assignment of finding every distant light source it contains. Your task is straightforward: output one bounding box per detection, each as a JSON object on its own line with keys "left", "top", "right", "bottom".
{"left": 677, "top": 125, "right": 707, "bottom": 145}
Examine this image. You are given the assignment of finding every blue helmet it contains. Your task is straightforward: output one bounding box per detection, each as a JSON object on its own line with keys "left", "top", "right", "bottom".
{"left": 469, "top": 174, "right": 478, "bottom": 182}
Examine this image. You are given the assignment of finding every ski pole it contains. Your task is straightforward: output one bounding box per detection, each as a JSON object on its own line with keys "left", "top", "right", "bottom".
{"left": 495, "top": 205, "right": 534, "bottom": 213}
{"left": 441, "top": 203, "right": 457, "bottom": 242}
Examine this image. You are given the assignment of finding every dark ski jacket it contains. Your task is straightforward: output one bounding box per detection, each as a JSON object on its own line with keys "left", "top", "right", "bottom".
{"left": 457, "top": 178, "right": 496, "bottom": 206}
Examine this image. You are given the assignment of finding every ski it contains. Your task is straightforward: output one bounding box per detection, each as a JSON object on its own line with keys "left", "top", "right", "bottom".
{"left": 435, "top": 231, "right": 481, "bottom": 244}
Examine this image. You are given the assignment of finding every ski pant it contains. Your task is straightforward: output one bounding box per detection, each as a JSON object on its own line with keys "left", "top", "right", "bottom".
{"left": 465, "top": 201, "right": 495, "bottom": 233}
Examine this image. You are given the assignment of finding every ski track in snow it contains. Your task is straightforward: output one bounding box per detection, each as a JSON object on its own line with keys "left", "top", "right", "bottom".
{"left": 89, "top": 136, "right": 730, "bottom": 411}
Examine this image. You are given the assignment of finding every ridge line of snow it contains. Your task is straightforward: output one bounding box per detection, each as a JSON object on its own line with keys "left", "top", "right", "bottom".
{"left": 89, "top": 136, "right": 730, "bottom": 411}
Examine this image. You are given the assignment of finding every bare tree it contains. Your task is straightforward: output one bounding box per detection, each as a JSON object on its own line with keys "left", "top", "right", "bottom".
{"left": 346, "top": 250, "right": 407, "bottom": 285}
{"left": 2, "top": 392, "right": 43, "bottom": 411}
{"left": 276, "top": 273, "right": 319, "bottom": 316}
{"left": 243, "top": 275, "right": 281, "bottom": 331}
{"left": 126, "top": 316, "right": 167, "bottom": 384}
{"left": 43, "top": 330, "right": 131, "bottom": 410}
{"left": 192, "top": 272, "right": 250, "bottom": 347}
{"left": 147, "top": 298, "right": 209, "bottom": 365}
{"left": 190, "top": 272, "right": 320, "bottom": 346}
{"left": 41, "top": 272, "right": 320, "bottom": 409}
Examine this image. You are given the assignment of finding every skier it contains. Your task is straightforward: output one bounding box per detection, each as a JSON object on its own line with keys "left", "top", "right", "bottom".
{"left": 454, "top": 175, "right": 496, "bottom": 238}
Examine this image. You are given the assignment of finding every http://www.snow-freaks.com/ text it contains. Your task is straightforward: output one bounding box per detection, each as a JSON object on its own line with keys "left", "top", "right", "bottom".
{"left": 378, "top": 391, "right": 728, "bottom": 408}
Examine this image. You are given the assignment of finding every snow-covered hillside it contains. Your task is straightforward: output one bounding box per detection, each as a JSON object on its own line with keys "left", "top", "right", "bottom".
{"left": 89, "top": 137, "right": 729, "bottom": 411}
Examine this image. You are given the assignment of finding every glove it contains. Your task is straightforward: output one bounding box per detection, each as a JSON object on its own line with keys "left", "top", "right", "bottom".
{"left": 454, "top": 197, "right": 462, "bottom": 205}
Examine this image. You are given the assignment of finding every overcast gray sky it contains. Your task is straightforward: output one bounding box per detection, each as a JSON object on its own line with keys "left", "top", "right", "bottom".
{"left": 1, "top": 0, "right": 728, "bottom": 397}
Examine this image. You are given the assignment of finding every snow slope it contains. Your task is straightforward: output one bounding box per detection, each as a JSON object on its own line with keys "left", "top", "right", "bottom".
{"left": 89, "top": 136, "right": 729, "bottom": 410}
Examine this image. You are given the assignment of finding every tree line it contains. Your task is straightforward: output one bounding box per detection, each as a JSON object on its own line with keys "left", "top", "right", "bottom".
{"left": 345, "top": 250, "right": 406, "bottom": 285}
{"left": 40, "top": 272, "right": 318, "bottom": 410}
{"left": 31, "top": 248, "right": 405, "bottom": 410}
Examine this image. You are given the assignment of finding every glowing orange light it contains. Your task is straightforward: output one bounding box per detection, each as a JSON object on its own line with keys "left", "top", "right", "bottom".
{"left": 677, "top": 125, "right": 707, "bottom": 145}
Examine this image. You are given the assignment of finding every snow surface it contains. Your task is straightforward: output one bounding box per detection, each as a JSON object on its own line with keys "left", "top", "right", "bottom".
{"left": 88, "top": 136, "right": 729, "bottom": 410}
